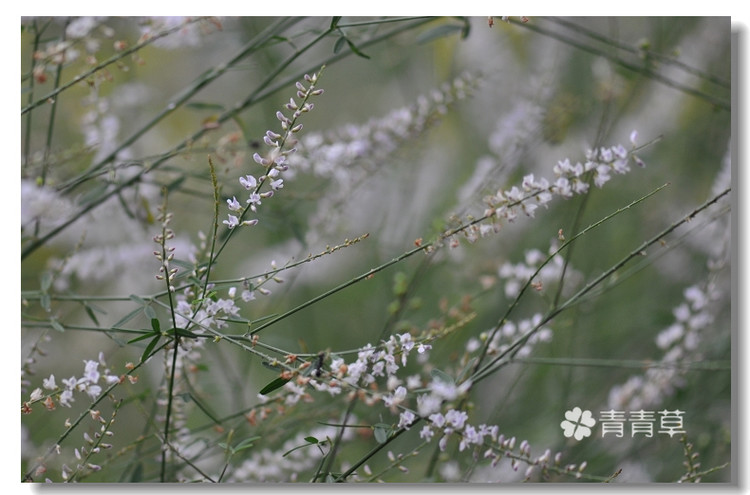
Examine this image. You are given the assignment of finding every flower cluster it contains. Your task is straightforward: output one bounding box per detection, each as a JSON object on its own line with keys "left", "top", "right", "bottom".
{"left": 411, "top": 393, "right": 581, "bottom": 482}
{"left": 465, "top": 313, "right": 553, "bottom": 360}
{"left": 497, "top": 243, "right": 583, "bottom": 299}
{"left": 174, "top": 293, "right": 241, "bottom": 331}
{"left": 58, "top": 407, "right": 118, "bottom": 481}
{"left": 484, "top": 132, "right": 645, "bottom": 224}
{"left": 442, "top": 132, "right": 645, "bottom": 250}
{"left": 608, "top": 283, "right": 720, "bottom": 411}
{"left": 223, "top": 70, "right": 324, "bottom": 230}
{"left": 291, "top": 72, "right": 480, "bottom": 242}
{"left": 23, "top": 353, "right": 119, "bottom": 413}
{"left": 229, "top": 422, "right": 356, "bottom": 482}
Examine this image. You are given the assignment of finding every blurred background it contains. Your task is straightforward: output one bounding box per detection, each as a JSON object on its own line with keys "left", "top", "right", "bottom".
{"left": 21, "top": 17, "right": 732, "bottom": 482}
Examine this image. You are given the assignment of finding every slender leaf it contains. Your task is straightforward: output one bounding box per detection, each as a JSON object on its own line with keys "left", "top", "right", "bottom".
{"left": 111, "top": 306, "right": 144, "bottom": 329}
{"left": 185, "top": 101, "right": 226, "bottom": 111}
{"left": 40, "top": 271, "right": 52, "bottom": 292}
{"left": 259, "top": 376, "right": 291, "bottom": 395}
{"left": 234, "top": 436, "right": 262, "bottom": 452}
{"left": 333, "top": 35, "right": 347, "bottom": 55}
{"left": 140, "top": 333, "right": 161, "bottom": 363}
{"left": 430, "top": 368, "right": 454, "bottom": 385}
{"left": 127, "top": 330, "right": 159, "bottom": 344}
{"left": 416, "top": 23, "right": 465, "bottom": 44}
{"left": 144, "top": 305, "right": 157, "bottom": 320}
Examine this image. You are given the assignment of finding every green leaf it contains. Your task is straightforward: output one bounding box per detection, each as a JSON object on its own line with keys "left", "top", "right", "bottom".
{"left": 140, "top": 333, "right": 161, "bottom": 363}
{"left": 185, "top": 101, "right": 226, "bottom": 111}
{"left": 345, "top": 37, "right": 370, "bottom": 59}
{"left": 129, "top": 294, "right": 146, "bottom": 306}
{"left": 127, "top": 330, "right": 158, "bottom": 344}
{"left": 144, "top": 305, "right": 157, "bottom": 320}
{"left": 150, "top": 318, "right": 160, "bottom": 333}
{"left": 171, "top": 327, "right": 199, "bottom": 339}
{"left": 82, "top": 301, "right": 105, "bottom": 326}
{"left": 112, "top": 306, "right": 143, "bottom": 329}
{"left": 416, "top": 23, "right": 465, "bottom": 45}
{"left": 40, "top": 293, "right": 51, "bottom": 312}
{"left": 50, "top": 319, "right": 65, "bottom": 333}
{"left": 234, "top": 436, "right": 262, "bottom": 453}
{"left": 430, "top": 368, "right": 454, "bottom": 385}
{"left": 259, "top": 376, "right": 291, "bottom": 395}
{"left": 457, "top": 356, "right": 477, "bottom": 382}
{"left": 40, "top": 271, "right": 53, "bottom": 292}
{"left": 330, "top": 16, "right": 341, "bottom": 29}
{"left": 333, "top": 35, "right": 347, "bottom": 54}
{"left": 373, "top": 424, "right": 390, "bottom": 444}
{"left": 282, "top": 436, "right": 319, "bottom": 457}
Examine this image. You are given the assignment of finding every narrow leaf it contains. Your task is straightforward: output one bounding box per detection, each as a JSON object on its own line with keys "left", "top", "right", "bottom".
{"left": 50, "top": 319, "right": 65, "bottom": 333}
{"left": 185, "top": 101, "right": 226, "bottom": 111}
{"left": 40, "top": 271, "right": 53, "bottom": 292}
{"left": 82, "top": 301, "right": 105, "bottom": 326}
{"left": 416, "top": 23, "right": 465, "bottom": 44}
{"left": 259, "top": 376, "right": 291, "bottom": 395}
{"left": 234, "top": 436, "right": 262, "bottom": 452}
{"left": 150, "top": 318, "right": 160, "bottom": 333}
{"left": 140, "top": 334, "right": 161, "bottom": 363}
{"left": 144, "top": 305, "right": 157, "bottom": 320}
{"left": 127, "top": 330, "right": 158, "bottom": 344}
{"left": 333, "top": 35, "right": 347, "bottom": 54}
{"left": 430, "top": 368, "right": 454, "bottom": 385}
{"left": 129, "top": 294, "right": 146, "bottom": 306}
{"left": 345, "top": 38, "right": 370, "bottom": 59}
{"left": 171, "top": 327, "right": 199, "bottom": 339}
{"left": 112, "top": 306, "right": 144, "bottom": 329}
{"left": 40, "top": 293, "right": 51, "bottom": 312}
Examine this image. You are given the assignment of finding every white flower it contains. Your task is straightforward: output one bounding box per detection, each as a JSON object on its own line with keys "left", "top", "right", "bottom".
{"left": 419, "top": 425, "right": 434, "bottom": 441}
{"left": 398, "top": 410, "right": 416, "bottom": 429}
{"left": 227, "top": 196, "right": 242, "bottom": 211}
{"left": 43, "top": 375, "right": 57, "bottom": 390}
{"left": 239, "top": 175, "right": 257, "bottom": 190}
{"left": 223, "top": 214, "right": 239, "bottom": 229}
{"left": 30, "top": 388, "right": 43, "bottom": 401}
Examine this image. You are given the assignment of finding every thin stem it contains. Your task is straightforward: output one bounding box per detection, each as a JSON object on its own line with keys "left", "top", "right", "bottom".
{"left": 21, "top": 17, "right": 211, "bottom": 116}
{"left": 60, "top": 17, "right": 302, "bottom": 192}
{"left": 21, "top": 17, "right": 435, "bottom": 261}
{"left": 547, "top": 17, "right": 730, "bottom": 89}
{"left": 513, "top": 17, "right": 730, "bottom": 111}
{"left": 471, "top": 186, "right": 731, "bottom": 384}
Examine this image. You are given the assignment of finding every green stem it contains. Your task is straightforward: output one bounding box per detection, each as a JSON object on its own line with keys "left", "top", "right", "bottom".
{"left": 21, "top": 17, "right": 434, "bottom": 261}
{"left": 21, "top": 17, "right": 211, "bottom": 116}
{"left": 513, "top": 17, "right": 730, "bottom": 110}
{"left": 471, "top": 186, "right": 731, "bottom": 385}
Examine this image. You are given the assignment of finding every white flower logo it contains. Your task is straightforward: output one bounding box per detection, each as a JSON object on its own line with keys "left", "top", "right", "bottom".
{"left": 561, "top": 407, "right": 596, "bottom": 440}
